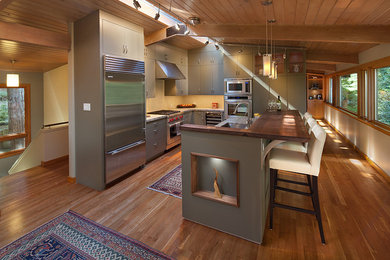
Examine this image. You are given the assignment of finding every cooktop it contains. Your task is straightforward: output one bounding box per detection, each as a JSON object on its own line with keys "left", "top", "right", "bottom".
{"left": 148, "top": 110, "right": 180, "bottom": 115}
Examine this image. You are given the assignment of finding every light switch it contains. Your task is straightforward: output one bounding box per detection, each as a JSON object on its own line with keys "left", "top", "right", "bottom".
{"left": 83, "top": 103, "right": 91, "bottom": 111}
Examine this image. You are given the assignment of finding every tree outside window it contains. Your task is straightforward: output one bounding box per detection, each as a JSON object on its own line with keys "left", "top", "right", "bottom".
{"left": 0, "top": 85, "right": 30, "bottom": 158}
{"left": 340, "top": 73, "right": 358, "bottom": 113}
{"left": 376, "top": 67, "right": 390, "bottom": 125}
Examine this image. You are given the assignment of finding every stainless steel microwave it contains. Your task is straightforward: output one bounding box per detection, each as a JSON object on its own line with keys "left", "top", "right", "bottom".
{"left": 224, "top": 78, "right": 252, "bottom": 95}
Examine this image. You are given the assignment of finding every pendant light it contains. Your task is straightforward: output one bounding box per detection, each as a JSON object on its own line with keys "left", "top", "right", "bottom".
{"left": 268, "top": 19, "right": 277, "bottom": 79}
{"left": 262, "top": 1, "right": 273, "bottom": 77}
{"left": 6, "top": 59, "right": 19, "bottom": 87}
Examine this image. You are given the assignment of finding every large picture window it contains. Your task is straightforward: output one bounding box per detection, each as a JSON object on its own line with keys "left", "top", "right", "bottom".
{"left": 0, "top": 84, "right": 30, "bottom": 158}
{"left": 375, "top": 66, "right": 390, "bottom": 125}
{"left": 340, "top": 73, "right": 358, "bottom": 113}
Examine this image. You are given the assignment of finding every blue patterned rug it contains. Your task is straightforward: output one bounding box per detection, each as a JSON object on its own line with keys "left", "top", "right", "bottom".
{"left": 148, "top": 165, "right": 182, "bottom": 199}
{"left": 0, "top": 210, "right": 173, "bottom": 259}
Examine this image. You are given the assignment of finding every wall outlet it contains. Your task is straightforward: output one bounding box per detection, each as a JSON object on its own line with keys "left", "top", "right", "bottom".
{"left": 83, "top": 103, "right": 91, "bottom": 111}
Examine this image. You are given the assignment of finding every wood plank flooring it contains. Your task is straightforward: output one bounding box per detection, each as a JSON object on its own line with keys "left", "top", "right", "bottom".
{"left": 1, "top": 121, "right": 390, "bottom": 259}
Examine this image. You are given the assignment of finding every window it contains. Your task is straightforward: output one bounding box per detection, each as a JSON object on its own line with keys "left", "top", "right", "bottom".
{"left": 375, "top": 66, "right": 390, "bottom": 125}
{"left": 340, "top": 73, "right": 358, "bottom": 113}
{"left": 0, "top": 84, "right": 30, "bottom": 158}
{"left": 328, "top": 78, "right": 333, "bottom": 104}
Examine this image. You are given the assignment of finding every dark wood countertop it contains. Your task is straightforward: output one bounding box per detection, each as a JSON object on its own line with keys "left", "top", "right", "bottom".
{"left": 181, "top": 110, "right": 310, "bottom": 142}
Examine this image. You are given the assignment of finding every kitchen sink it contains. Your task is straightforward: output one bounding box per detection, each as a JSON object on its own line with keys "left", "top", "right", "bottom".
{"left": 219, "top": 122, "right": 249, "bottom": 129}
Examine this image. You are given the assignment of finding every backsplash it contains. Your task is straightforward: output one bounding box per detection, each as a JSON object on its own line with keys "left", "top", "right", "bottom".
{"left": 146, "top": 81, "right": 224, "bottom": 112}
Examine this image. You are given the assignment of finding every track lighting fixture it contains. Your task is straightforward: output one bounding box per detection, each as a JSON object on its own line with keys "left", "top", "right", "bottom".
{"left": 184, "top": 27, "right": 190, "bottom": 35}
{"left": 133, "top": 0, "right": 141, "bottom": 10}
{"left": 188, "top": 17, "right": 200, "bottom": 26}
{"left": 215, "top": 43, "right": 220, "bottom": 50}
{"left": 205, "top": 39, "right": 209, "bottom": 45}
{"left": 154, "top": 4, "right": 160, "bottom": 20}
{"left": 175, "top": 23, "right": 180, "bottom": 30}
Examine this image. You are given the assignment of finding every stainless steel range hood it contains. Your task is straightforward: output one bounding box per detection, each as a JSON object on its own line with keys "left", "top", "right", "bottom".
{"left": 155, "top": 60, "right": 185, "bottom": 80}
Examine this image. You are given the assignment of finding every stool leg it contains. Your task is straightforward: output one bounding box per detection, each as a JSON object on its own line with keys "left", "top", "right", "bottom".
{"left": 269, "top": 168, "right": 276, "bottom": 229}
{"left": 307, "top": 175, "right": 315, "bottom": 207}
{"left": 312, "top": 176, "right": 326, "bottom": 244}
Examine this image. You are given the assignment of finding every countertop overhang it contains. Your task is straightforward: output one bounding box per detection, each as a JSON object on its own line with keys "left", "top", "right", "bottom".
{"left": 181, "top": 110, "right": 310, "bottom": 142}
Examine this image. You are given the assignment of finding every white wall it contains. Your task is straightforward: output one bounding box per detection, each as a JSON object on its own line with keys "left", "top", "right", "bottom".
{"left": 325, "top": 105, "right": 390, "bottom": 176}
{"left": 44, "top": 64, "right": 69, "bottom": 125}
{"left": 336, "top": 43, "right": 390, "bottom": 72}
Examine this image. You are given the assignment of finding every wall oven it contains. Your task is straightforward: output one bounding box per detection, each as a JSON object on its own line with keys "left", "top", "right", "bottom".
{"left": 224, "top": 95, "right": 253, "bottom": 119}
{"left": 225, "top": 78, "right": 252, "bottom": 95}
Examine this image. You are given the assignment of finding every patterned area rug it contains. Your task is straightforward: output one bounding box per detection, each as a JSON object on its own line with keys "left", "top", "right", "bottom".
{"left": 0, "top": 210, "right": 173, "bottom": 260}
{"left": 148, "top": 165, "right": 182, "bottom": 198}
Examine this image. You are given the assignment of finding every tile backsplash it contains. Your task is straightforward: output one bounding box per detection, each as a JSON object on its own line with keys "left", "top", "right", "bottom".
{"left": 146, "top": 81, "right": 224, "bottom": 112}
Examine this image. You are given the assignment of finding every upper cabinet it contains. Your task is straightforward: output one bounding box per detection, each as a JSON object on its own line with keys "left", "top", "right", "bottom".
{"left": 188, "top": 47, "right": 224, "bottom": 95}
{"left": 101, "top": 18, "right": 144, "bottom": 61}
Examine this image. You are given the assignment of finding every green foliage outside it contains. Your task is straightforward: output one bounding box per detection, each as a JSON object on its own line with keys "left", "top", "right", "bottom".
{"left": 340, "top": 73, "right": 358, "bottom": 113}
{"left": 376, "top": 67, "right": 390, "bottom": 125}
{"left": 0, "top": 89, "right": 8, "bottom": 135}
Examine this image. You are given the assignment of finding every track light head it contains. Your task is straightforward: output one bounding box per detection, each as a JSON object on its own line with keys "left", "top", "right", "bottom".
{"left": 205, "top": 40, "right": 209, "bottom": 45}
{"left": 175, "top": 23, "right": 180, "bottom": 30}
{"left": 133, "top": 0, "right": 141, "bottom": 10}
{"left": 188, "top": 17, "right": 200, "bottom": 26}
{"left": 215, "top": 43, "right": 220, "bottom": 50}
{"left": 155, "top": 4, "right": 160, "bottom": 20}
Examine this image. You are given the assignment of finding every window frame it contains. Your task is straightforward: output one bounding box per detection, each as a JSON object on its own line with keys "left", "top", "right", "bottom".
{"left": 338, "top": 71, "right": 360, "bottom": 116}
{"left": 0, "top": 84, "right": 31, "bottom": 159}
{"left": 325, "top": 56, "right": 390, "bottom": 135}
{"left": 373, "top": 65, "right": 390, "bottom": 127}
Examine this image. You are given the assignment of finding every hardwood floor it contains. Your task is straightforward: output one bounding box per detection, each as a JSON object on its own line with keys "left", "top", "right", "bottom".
{"left": 1, "top": 121, "right": 390, "bottom": 259}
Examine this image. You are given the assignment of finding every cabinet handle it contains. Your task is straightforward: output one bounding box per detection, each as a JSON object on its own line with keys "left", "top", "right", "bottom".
{"left": 153, "top": 129, "right": 158, "bottom": 133}
{"left": 123, "top": 45, "right": 126, "bottom": 54}
{"left": 153, "top": 143, "right": 158, "bottom": 147}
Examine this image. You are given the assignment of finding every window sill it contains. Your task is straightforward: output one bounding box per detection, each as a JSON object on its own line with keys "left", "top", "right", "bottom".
{"left": 324, "top": 103, "right": 390, "bottom": 136}
{"left": 0, "top": 149, "right": 24, "bottom": 159}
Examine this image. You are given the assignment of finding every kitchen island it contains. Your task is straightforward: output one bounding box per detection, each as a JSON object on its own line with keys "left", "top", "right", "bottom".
{"left": 180, "top": 110, "right": 309, "bottom": 244}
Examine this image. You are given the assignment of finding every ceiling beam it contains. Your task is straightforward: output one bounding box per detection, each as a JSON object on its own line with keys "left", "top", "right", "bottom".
{"left": 0, "top": 0, "right": 13, "bottom": 10}
{"left": 144, "top": 28, "right": 168, "bottom": 46}
{"left": 307, "top": 52, "right": 359, "bottom": 64}
{"left": 306, "top": 63, "right": 336, "bottom": 72}
{"left": 0, "top": 21, "right": 70, "bottom": 50}
{"left": 190, "top": 24, "right": 390, "bottom": 44}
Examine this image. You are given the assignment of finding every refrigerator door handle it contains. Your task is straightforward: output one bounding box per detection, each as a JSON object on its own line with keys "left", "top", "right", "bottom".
{"left": 107, "top": 140, "right": 145, "bottom": 155}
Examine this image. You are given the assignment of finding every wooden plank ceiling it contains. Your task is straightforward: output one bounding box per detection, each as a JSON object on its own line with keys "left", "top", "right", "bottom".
{"left": 1, "top": 0, "right": 390, "bottom": 73}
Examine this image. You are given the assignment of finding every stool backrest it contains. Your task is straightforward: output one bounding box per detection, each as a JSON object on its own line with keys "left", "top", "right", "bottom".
{"left": 303, "top": 112, "right": 312, "bottom": 121}
{"left": 307, "top": 124, "right": 326, "bottom": 176}
{"left": 306, "top": 117, "right": 317, "bottom": 134}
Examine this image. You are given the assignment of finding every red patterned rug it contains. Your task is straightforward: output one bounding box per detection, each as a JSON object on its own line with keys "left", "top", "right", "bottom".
{"left": 148, "top": 165, "right": 182, "bottom": 198}
{"left": 0, "top": 210, "right": 173, "bottom": 259}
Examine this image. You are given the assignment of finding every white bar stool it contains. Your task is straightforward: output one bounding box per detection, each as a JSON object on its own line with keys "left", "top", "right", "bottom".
{"left": 268, "top": 124, "right": 327, "bottom": 244}
{"left": 273, "top": 117, "right": 317, "bottom": 153}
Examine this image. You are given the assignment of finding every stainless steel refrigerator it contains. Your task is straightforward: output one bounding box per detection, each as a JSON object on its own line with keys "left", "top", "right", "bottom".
{"left": 104, "top": 55, "right": 146, "bottom": 184}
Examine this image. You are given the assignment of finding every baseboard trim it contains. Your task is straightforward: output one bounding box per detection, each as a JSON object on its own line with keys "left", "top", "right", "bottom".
{"left": 41, "top": 155, "right": 69, "bottom": 167}
{"left": 67, "top": 176, "right": 76, "bottom": 184}
{"left": 324, "top": 119, "right": 390, "bottom": 184}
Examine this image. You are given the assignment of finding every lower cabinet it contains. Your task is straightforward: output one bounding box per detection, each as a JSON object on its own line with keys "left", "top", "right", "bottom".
{"left": 193, "top": 111, "right": 206, "bottom": 125}
{"left": 146, "top": 118, "right": 167, "bottom": 162}
{"left": 182, "top": 111, "right": 193, "bottom": 124}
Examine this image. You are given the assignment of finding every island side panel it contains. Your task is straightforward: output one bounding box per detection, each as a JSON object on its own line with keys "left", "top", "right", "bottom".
{"left": 181, "top": 130, "right": 269, "bottom": 244}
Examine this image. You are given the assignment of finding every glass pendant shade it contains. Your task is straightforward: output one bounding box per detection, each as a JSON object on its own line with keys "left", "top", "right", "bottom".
{"left": 6, "top": 74, "right": 19, "bottom": 87}
{"left": 269, "top": 61, "right": 275, "bottom": 79}
{"left": 262, "top": 54, "right": 272, "bottom": 76}
{"left": 274, "top": 64, "right": 278, "bottom": 79}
